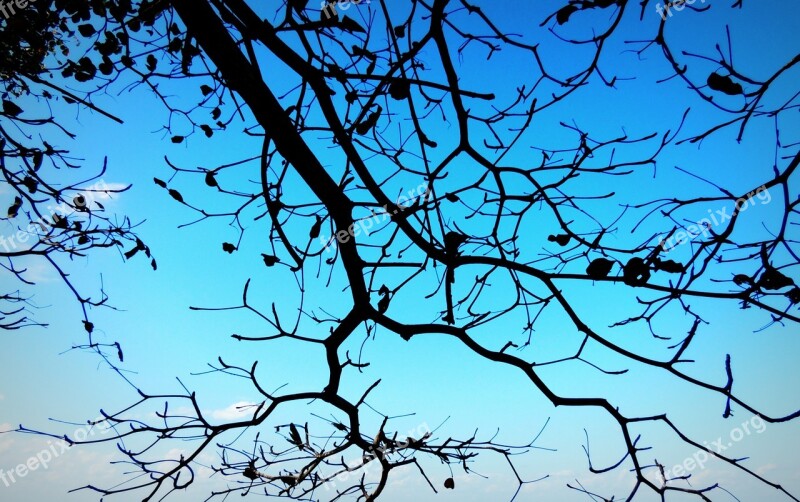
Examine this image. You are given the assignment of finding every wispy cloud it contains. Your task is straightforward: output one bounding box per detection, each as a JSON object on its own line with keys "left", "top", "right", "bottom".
{"left": 210, "top": 401, "right": 258, "bottom": 421}
{"left": 756, "top": 463, "right": 778, "bottom": 476}
{"left": 16, "top": 259, "right": 57, "bottom": 283}
{"left": 0, "top": 422, "right": 14, "bottom": 455}
{"left": 88, "top": 181, "right": 129, "bottom": 206}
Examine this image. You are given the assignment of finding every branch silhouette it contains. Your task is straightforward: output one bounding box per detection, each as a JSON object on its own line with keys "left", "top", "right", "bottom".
{"left": 4, "top": 0, "right": 799, "bottom": 500}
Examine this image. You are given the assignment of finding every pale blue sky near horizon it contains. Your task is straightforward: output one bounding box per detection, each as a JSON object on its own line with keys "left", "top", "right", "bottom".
{"left": 1, "top": 1, "right": 799, "bottom": 501}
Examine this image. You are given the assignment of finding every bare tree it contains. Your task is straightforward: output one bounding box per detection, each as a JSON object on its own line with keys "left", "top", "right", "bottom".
{"left": 6, "top": 0, "right": 800, "bottom": 500}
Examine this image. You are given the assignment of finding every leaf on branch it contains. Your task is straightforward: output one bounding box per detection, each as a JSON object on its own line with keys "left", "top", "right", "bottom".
{"left": 167, "top": 37, "right": 182, "bottom": 53}
{"left": 7, "top": 196, "right": 22, "bottom": 218}
{"left": 309, "top": 215, "right": 322, "bottom": 239}
{"left": 199, "top": 84, "right": 213, "bottom": 96}
{"left": 355, "top": 107, "right": 381, "bottom": 135}
{"left": 338, "top": 16, "right": 366, "bottom": 33}
{"left": 444, "top": 231, "right": 468, "bottom": 254}
{"left": 204, "top": 171, "right": 218, "bottom": 187}
{"left": 586, "top": 258, "right": 614, "bottom": 280}
{"left": 171, "top": 135, "right": 184, "bottom": 144}
{"left": 758, "top": 267, "right": 793, "bottom": 291}
{"left": 707, "top": 72, "right": 743, "bottom": 96}
{"left": 153, "top": 177, "right": 167, "bottom": 188}
{"left": 146, "top": 54, "right": 157, "bottom": 72}
{"left": 623, "top": 257, "right": 650, "bottom": 287}
{"left": 222, "top": 242, "right": 236, "bottom": 254}
{"left": 243, "top": 466, "right": 258, "bottom": 480}
{"left": 78, "top": 24, "right": 96, "bottom": 37}
{"left": 52, "top": 214, "right": 68, "bottom": 229}
{"left": 288, "top": 423, "right": 304, "bottom": 449}
{"left": 547, "top": 234, "right": 570, "bottom": 246}
{"left": 377, "top": 292, "right": 390, "bottom": 314}
{"left": 99, "top": 57, "right": 114, "bottom": 75}
{"left": 73, "top": 57, "right": 97, "bottom": 82}
{"left": 168, "top": 189, "right": 184, "bottom": 203}
{"left": 32, "top": 151, "right": 43, "bottom": 170}
{"left": 786, "top": 287, "right": 800, "bottom": 305}
{"left": 389, "top": 79, "right": 411, "bottom": 100}
{"left": 654, "top": 258, "right": 685, "bottom": 274}
{"left": 262, "top": 254, "right": 279, "bottom": 267}
{"left": 3, "top": 99, "right": 23, "bottom": 116}
{"left": 444, "top": 477, "right": 455, "bottom": 489}
{"left": 556, "top": 5, "right": 579, "bottom": 24}
{"left": 22, "top": 176, "right": 38, "bottom": 194}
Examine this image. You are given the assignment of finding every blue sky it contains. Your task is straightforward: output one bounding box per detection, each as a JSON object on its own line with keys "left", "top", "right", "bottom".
{"left": 1, "top": 0, "right": 799, "bottom": 500}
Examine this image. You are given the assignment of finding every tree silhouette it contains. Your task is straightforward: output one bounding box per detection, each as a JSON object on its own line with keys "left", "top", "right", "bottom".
{"left": 0, "top": 0, "right": 148, "bottom": 357}
{"left": 4, "top": 0, "right": 800, "bottom": 501}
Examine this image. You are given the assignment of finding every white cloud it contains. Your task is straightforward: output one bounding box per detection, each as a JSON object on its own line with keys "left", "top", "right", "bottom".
{"left": 756, "top": 463, "right": 778, "bottom": 476}
{"left": 209, "top": 401, "right": 258, "bottom": 421}
{"left": 84, "top": 181, "right": 129, "bottom": 206}
{"left": 16, "top": 259, "right": 56, "bottom": 283}
{"left": 0, "top": 423, "right": 15, "bottom": 455}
